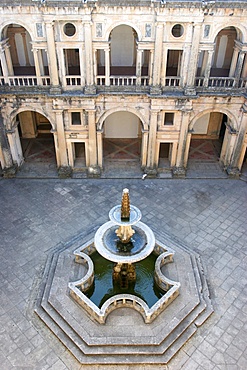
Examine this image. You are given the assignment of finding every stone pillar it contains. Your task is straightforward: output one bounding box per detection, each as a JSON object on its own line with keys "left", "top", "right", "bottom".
{"left": 105, "top": 46, "right": 110, "bottom": 86}
{"left": 45, "top": 22, "right": 60, "bottom": 91}
{"left": 203, "top": 49, "right": 214, "bottom": 87}
{"left": 234, "top": 51, "right": 245, "bottom": 84}
{"left": 151, "top": 23, "right": 163, "bottom": 93}
{"left": 97, "top": 129, "right": 103, "bottom": 168}
{"left": 84, "top": 22, "right": 96, "bottom": 94}
{"left": 185, "top": 23, "right": 201, "bottom": 95}
{"left": 7, "top": 127, "right": 23, "bottom": 166}
{"left": 0, "top": 46, "right": 10, "bottom": 84}
{"left": 0, "top": 114, "right": 16, "bottom": 176}
{"left": 229, "top": 46, "right": 239, "bottom": 77}
{"left": 161, "top": 46, "right": 168, "bottom": 86}
{"left": 146, "top": 110, "right": 158, "bottom": 175}
{"left": 4, "top": 42, "right": 14, "bottom": 75}
{"left": 79, "top": 47, "right": 85, "bottom": 86}
{"left": 141, "top": 130, "right": 149, "bottom": 168}
{"left": 149, "top": 50, "right": 154, "bottom": 86}
{"left": 173, "top": 110, "right": 191, "bottom": 177}
{"left": 87, "top": 109, "right": 100, "bottom": 177}
{"left": 227, "top": 103, "right": 247, "bottom": 177}
{"left": 136, "top": 48, "right": 142, "bottom": 86}
{"left": 33, "top": 48, "right": 42, "bottom": 85}
{"left": 54, "top": 110, "right": 70, "bottom": 176}
{"left": 21, "top": 32, "right": 30, "bottom": 66}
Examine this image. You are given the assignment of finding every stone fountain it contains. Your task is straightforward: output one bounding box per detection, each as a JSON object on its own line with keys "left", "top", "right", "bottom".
{"left": 68, "top": 188, "right": 181, "bottom": 324}
{"left": 94, "top": 188, "right": 155, "bottom": 289}
{"left": 35, "top": 187, "right": 213, "bottom": 365}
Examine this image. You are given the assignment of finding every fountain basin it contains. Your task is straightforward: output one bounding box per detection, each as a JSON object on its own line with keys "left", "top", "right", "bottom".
{"left": 94, "top": 221, "right": 155, "bottom": 263}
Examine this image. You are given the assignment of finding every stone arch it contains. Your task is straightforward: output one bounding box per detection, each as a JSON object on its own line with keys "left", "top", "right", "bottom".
{"left": 189, "top": 108, "right": 238, "bottom": 132}
{"left": 1, "top": 21, "right": 35, "bottom": 41}
{"left": 211, "top": 25, "right": 244, "bottom": 44}
{"left": 105, "top": 22, "right": 142, "bottom": 42}
{"left": 97, "top": 107, "right": 148, "bottom": 131}
{"left": 9, "top": 106, "right": 56, "bottom": 131}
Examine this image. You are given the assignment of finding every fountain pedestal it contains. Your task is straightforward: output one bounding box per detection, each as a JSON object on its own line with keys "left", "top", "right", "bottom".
{"left": 94, "top": 189, "right": 155, "bottom": 287}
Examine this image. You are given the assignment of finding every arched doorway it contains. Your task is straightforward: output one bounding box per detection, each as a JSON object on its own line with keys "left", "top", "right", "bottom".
{"left": 15, "top": 111, "right": 56, "bottom": 176}
{"left": 102, "top": 111, "right": 143, "bottom": 177}
{"left": 187, "top": 112, "right": 228, "bottom": 176}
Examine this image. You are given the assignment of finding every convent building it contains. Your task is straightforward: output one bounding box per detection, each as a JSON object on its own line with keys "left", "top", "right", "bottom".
{"left": 0, "top": 0, "right": 247, "bottom": 178}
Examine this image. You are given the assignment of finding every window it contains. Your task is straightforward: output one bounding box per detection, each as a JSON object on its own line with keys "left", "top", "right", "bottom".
{"left": 171, "top": 24, "right": 184, "bottom": 38}
{"left": 64, "top": 23, "right": 76, "bottom": 37}
{"left": 164, "top": 113, "right": 174, "bottom": 125}
{"left": 71, "top": 112, "right": 81, "bottom": 125}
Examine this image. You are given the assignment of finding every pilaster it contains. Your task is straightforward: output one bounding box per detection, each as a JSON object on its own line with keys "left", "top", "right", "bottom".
{"left": 45, "top": 22, "right": 60, "bottom": 92}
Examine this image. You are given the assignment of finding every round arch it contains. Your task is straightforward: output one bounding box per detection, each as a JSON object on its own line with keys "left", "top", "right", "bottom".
{"left": 97, "top": 107, "right": 148, "bottom": 132}
{"left": 211, "top": 24, "right": 245, "bottom": 43}
{"left": 104, "top": 22, "right": 142, "bottom": 42}
{"left": 1, "top": 21, "right": 35, "bottom": 41}
{"left": 189, "top": 108, "right": 238, "bottom": 132}
{"left": 9, "top": 106, "right": 56, "bottom": 131}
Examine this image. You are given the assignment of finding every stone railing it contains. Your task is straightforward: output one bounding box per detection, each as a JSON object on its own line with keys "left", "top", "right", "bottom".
{"left": 195, "top": 76, "right": 247, "bottom": 91}
{"left": 68, "top": 238, "right": 180, "bottom": 324}
{"left": 164, "top": 76, "right": 182, "bottom": 88}
{"left": 0, "top": 76, "right": 50, "bottom": 87}
{"left": 96, "top": 75, "right": 149, "bottom": 87}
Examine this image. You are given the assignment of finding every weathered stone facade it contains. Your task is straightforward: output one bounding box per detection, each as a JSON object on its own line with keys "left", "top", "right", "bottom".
{"left": 0, "top": 0, "right": 247, "bottom": 177}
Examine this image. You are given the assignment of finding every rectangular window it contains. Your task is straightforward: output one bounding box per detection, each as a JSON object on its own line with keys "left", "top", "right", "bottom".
{"left": 71, "top": 112, "right": 81, "bottom": 125}
{"left": 164, "top": 113, "right": 174, "bottom": 125}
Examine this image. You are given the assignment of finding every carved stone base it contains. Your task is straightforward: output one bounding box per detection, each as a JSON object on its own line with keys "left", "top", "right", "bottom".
{"left": 84, "top": 85, "right": 97, "bottom": 95}
{"left": 150, "top": 86, "right": 162, "bottom": 95}
{"left": 58, "top": 166, "right": 72, "bottom": 178}
{"left": 87, "top": 165, "right": 101, "bottom": 178}
{"left": 2, "top": 164, "right": 17, "bottom": 178}
{"left": 49, "top": 86, "right": 62, "bottom": 95}
{"left": 172, "top": 166, "right": 186, "bottom": 178}
{"left": 226, "top": 166, "right": 240, "bottom": 178}
{"left": 144, "top": 167, "right": 157, "bottom": 178}
{"left": 184, "top": 87, "right": 196, "bottom": 96}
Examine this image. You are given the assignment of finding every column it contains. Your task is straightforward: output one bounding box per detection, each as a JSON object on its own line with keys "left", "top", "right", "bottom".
{"left": 229, "top": 46, "right": 239, "bottom": 77}
{"left": 0, "top": 114, "right": 15, "bottom": 172}
{"left": 79, "top": 47, "right": 85, "bottom": 85}
{"left": 45, "top": 22, "right": 59, "bottom": 87}
{"left": 84, "top": 22, "right": 94, "bottom": 90}
{"left": 203, "top": 49, "right": 214, "bottom": 87}
{"left": 55, "top": 110, "right": 68, "bottom": 167}
{"left": 87, "top": 109, "right": 97, "bottom": 166}
{"left": 0, "top": 47, "right": 9, "bottom": 84}
{"left": 174, "top": 110, "right": 191, "bottom": 176}
{"left": 152, "top": 23, "right": 163, "bottom": 87}
{"left": 234, "top": 51, "right": 245, "bottom": 85}
{"left": 21, "top": 32, "right": 30, "bottom": 66}
{"left": 4, "top": 42, "right": 14, "bottom": 75}
{"left": 149, "top": 50, "right": 154, "bottom": 86}
{"left": 228, "top": 103, "right": 247, "bottom": 176}
{"left": 7, "top": 127, "right": 23, "bottom": 166}
{"left": 105, "top": 45, "right": 110, "bottom": 86}
{"left": 97, "top": 130, "right": 103, "bottom": 168}
{"left": 33, "top": 48, "right": 42, "bottom": 85}
{"left": 161, "top": 46, "right": 167, "bottom": 86}
{"left": 146, "top": 110, "right": 158, "bottom": 172}
{"left": 185, "top": 23, "right": 201, "bottom": 94}
{"left": 141, "top": 130, "right": 149, "bottom": 168}
{"left": 136, "top": 48, "right": 142, "bottom": 86}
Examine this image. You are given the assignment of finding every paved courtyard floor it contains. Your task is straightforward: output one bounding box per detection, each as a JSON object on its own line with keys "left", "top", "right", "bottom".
{"left": 0, "top": 177, "right": 247, "bottom": 370}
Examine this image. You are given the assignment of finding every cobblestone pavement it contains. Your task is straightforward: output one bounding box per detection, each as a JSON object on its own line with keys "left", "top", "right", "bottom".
{"left": 0, "top": 177, "right": 247, "bottom": 370}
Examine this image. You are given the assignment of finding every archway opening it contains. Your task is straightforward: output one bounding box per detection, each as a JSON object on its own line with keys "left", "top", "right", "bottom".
{"left": 188, "top": 112, "right": 228, "bottom": 171}
{"left": 16, "top": 111, "right": 56, "bottom": 174}
{"left": 102, "top": 111, "right": 142, "bottom": 174}
{"left": 109, "top": 25, "right": 137, "bottom": 76}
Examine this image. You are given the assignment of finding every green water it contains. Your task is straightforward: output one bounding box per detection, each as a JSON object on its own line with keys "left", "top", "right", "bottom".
{"left": 85, "top": 252, "right": 164, "bottom": 308}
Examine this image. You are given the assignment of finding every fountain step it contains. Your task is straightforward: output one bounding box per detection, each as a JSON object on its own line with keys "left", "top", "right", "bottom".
{"left": 33, "top": 227, "right": 213, "bottom": 365}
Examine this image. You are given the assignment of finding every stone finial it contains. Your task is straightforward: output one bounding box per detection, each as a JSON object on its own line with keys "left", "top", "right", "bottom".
{"left": 121, "top": 188, "right": 130, "bottom": 221}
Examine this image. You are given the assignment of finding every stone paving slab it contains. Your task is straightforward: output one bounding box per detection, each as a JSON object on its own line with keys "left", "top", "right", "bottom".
{"left": 0, "top": 178, "right": 247, "bottom": 369}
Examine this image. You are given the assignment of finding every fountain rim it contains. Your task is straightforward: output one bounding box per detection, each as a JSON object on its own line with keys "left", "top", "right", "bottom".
{"left": 94, "top": 220, "right": 155, "bottom": 263}
{"left": 109, "top": 204, "right": 142, "bottom": 226}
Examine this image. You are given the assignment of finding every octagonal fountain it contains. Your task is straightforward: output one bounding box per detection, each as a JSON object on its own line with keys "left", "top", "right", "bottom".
{"left": 68, "top": 189, "right": 180, "bottom": 324}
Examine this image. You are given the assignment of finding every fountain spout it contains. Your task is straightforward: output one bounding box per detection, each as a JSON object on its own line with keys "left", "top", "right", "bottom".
{"left": 116, "top": 189, "right": 135, "bottom": 243}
